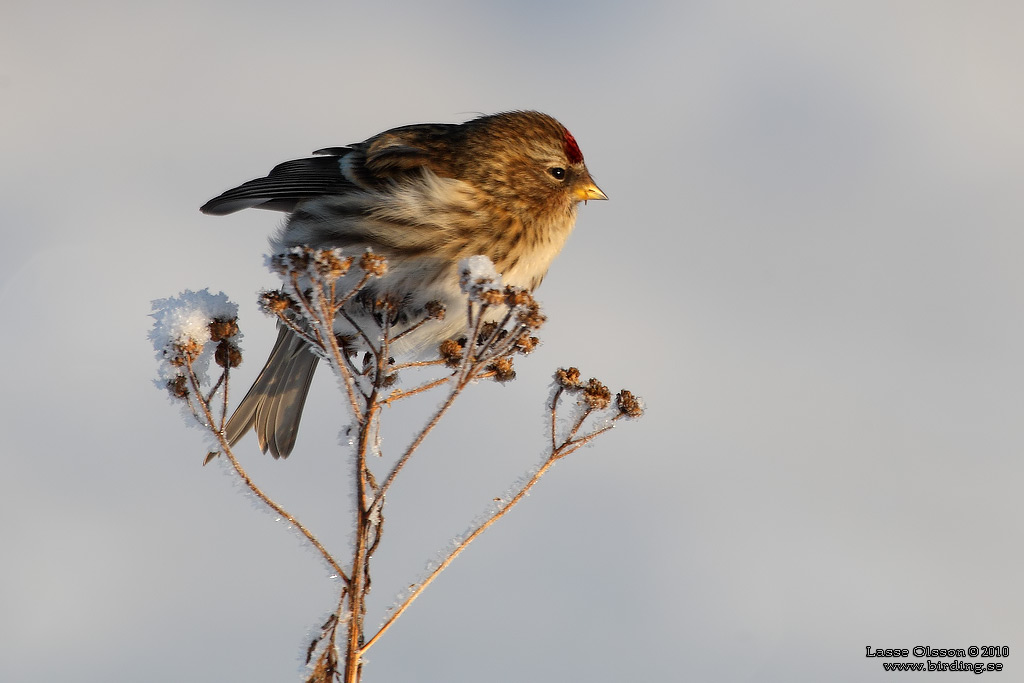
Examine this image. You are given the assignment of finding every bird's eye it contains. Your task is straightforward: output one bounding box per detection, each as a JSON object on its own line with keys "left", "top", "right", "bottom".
{"left": 548, "top": 167, "right": 566, "bottom": 180}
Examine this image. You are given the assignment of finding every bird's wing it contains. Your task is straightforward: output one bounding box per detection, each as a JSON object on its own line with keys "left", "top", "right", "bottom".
{"left": 200, "top": 149, "right": 359, "bottom": 215}
{"left": 201, "top": 123, "right": 459, "bottom": 216}
{"left": 360, "top": 123, "right": 457, "bottom": 178}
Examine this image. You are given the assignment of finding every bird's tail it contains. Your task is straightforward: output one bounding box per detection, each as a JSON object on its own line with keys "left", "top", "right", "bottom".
{"left": 224, "top": 325, "right": 319, "bottom": 458}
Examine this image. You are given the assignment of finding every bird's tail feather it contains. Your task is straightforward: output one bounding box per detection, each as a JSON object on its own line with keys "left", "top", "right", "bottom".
{"left": 224, "top": 325, "right": 319, "bottom": 458}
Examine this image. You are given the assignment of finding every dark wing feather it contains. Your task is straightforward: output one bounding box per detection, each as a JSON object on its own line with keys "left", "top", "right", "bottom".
{"left": 312, "top": 146, "right": 351, "bottom": 156}
{"left": 201, "top": 123, "right": 460, "bottom": 216}
{"left": 200, "top": 151, "right": 357, "bottom": 215}
{"left": 362, "top": 123, "right": 458, "bottom": 178}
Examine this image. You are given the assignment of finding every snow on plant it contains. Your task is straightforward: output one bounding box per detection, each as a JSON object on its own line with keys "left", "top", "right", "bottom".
{"left": 150, "top": 251, "right": 643, "bottom": 683}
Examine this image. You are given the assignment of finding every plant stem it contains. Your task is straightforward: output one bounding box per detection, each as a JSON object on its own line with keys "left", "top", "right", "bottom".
{"left": 362, "top": 454, "right": 559, "bottom": 655}
{"left": 186, "top": 359, "right": 349, "bottom": 582}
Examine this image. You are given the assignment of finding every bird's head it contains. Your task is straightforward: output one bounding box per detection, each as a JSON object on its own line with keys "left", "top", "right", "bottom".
{"left": 456, "top": 111, "right": 606, "bottom": 221}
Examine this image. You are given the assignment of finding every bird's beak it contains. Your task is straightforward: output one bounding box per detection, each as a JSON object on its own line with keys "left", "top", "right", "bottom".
{"left": 575, "top": 180, "right": 608, "bottom": 204}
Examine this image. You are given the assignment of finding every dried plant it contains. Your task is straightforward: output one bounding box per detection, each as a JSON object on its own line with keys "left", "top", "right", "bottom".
{"left": 150, "top": 250, "right": 643, "bottom": 683}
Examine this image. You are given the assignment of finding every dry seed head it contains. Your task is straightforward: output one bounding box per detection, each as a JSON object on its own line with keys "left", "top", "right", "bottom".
{"left": 478, "top": 321, "right": 500, "bottom": 343}
{"left": 360, "top": 251, "right": 388, "bottom": 277}
{"left": 260, "top": 289, "right": 293, "bottom": 314}
{"left": 515, "top": 335, "right": 540, "bottom": 354}
{"left": 615, "top": 390, "right": 644, "bottom": 418}
{"left": 374, "top": 296, "right": 398, "bottom": 316}
{"left": 313, "top": 249, "right": 353, "bottom": 279}
{"left": 504, "top": 287, "right": 534, "bottom": 308}
{"left": 516, "top": 302, "right": 546, "bottom": 329}
{"left": 214, "top": 340, "right": 242, "bottom": 368}
{"left": 480, "top": 288, "right": 506, "bottom": 306}
{"left": 267, "top": 253, "right": 290, "bottom": 276}
{"left": 555, "top": 366, "right": 582, "bottom": 389}
{"left": 488, "top": 356, "right": 516, "bottom": 382}
{"left": 166, "top": 375, "right": 189, "bottom": 398}
{"left": 425, "top": 300, "right": 446, "bottom": 320}
{"left": 583, "top": 378, "right": 612, "bottom": 410}
{"left": 439, "top": 338, "right": 464, "bottom": 366}
{"left": 169, "top": 338, "right": 203, "bottom": 366}
{"left": 269, "top": 247, "right": 311, "bottom": 275}
{"left": 208, "top": 317, "right": 239, "bottom": 342}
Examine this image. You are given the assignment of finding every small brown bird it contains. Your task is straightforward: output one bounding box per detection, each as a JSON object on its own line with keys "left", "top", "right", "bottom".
{"left": 201, "top": 111, "right": 606, "bottom": 458}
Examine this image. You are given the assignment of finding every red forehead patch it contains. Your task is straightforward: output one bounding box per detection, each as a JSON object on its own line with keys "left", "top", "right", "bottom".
{"left": 563, "top": 129, "right": 584, "bottom": 164}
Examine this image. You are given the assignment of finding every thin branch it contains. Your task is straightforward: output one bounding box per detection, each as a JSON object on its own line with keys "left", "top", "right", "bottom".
{"left": 185, "top": 358, "right": 350, "bottom": 584}
{"left": 333, "top": 272, "right": 373, "bottom": 310}
{"left": 549, "top": 387, "right": 561, "bottom": 452}
{"left": 362, "top": 406, "right": 621, "bottom": 655}
{"left": 344, "top": 387, "right": 378, "bottom": 683}
{"left": 204, "top": 371, "right": 227, "bottom": 409}
{"left": 309, "top": 278, "right": 366, "bottom": 421}
{"left": 388, "top": 313, "right": 432, "bottom": 344}
{"left": 373, "top": 382, "right": 464, "bottom": 505}
{"left": 380, "top": 376, "right": 452, "bottom": 406}
{"left": 156, "top": 251, "right": 643, "bottom": 683}
{"left": 362, "top": 454, "right": 560, "bottom": 655}
{"left": 455, "top": 303, "right": 489, "bottom": 385}
{"left": 566, "top": 406, "right": 594, "bottom": 443}
{"left": 221, "top": 440, "right": 350, "bottom": 583}
{"left": 219, "top": 367, "right": 230, "bottom": 431}
{"left": 338, "top": 307, "right": 385, "bottom": 368}
{"left": 553, "top": 423, "right": 617, "bottom": 459}
{"left": 390, "top": 358, "right": 448, "bottom": 371}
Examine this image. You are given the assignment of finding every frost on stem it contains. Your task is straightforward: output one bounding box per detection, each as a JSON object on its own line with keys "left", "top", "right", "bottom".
{"left": 549, "top": 366, "right": 645, "bottom": 451}
{"left": 151, "top": 247, "right": 646, "bottom": 683}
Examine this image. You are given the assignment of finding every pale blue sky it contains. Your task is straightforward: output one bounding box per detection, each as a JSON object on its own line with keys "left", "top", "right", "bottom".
{"left": 2, "top": 2, "right": 1023, "bottom": 681}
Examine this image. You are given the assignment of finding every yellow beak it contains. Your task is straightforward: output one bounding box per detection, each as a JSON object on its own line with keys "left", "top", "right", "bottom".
{"left": 575, "top": 181, "right": 608, "bottom": 203}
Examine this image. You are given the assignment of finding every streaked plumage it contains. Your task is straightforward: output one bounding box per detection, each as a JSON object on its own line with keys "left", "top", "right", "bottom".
{"left": 202, "top": 111, "right": 605, "bottom": 457}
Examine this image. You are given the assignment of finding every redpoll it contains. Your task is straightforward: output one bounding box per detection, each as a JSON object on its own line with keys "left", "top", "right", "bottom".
{"left": 201, "top": 111, "right": 606, "bottom": 457}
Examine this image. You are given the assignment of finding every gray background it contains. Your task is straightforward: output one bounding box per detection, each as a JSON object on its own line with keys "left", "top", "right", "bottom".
{"left": 2, "top": 1, "right": 1022, "bottom": 681}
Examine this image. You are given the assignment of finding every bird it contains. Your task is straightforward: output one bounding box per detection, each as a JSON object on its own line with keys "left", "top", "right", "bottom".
{"left": 201, "top": 110, "right": 606, "bottom": 458}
